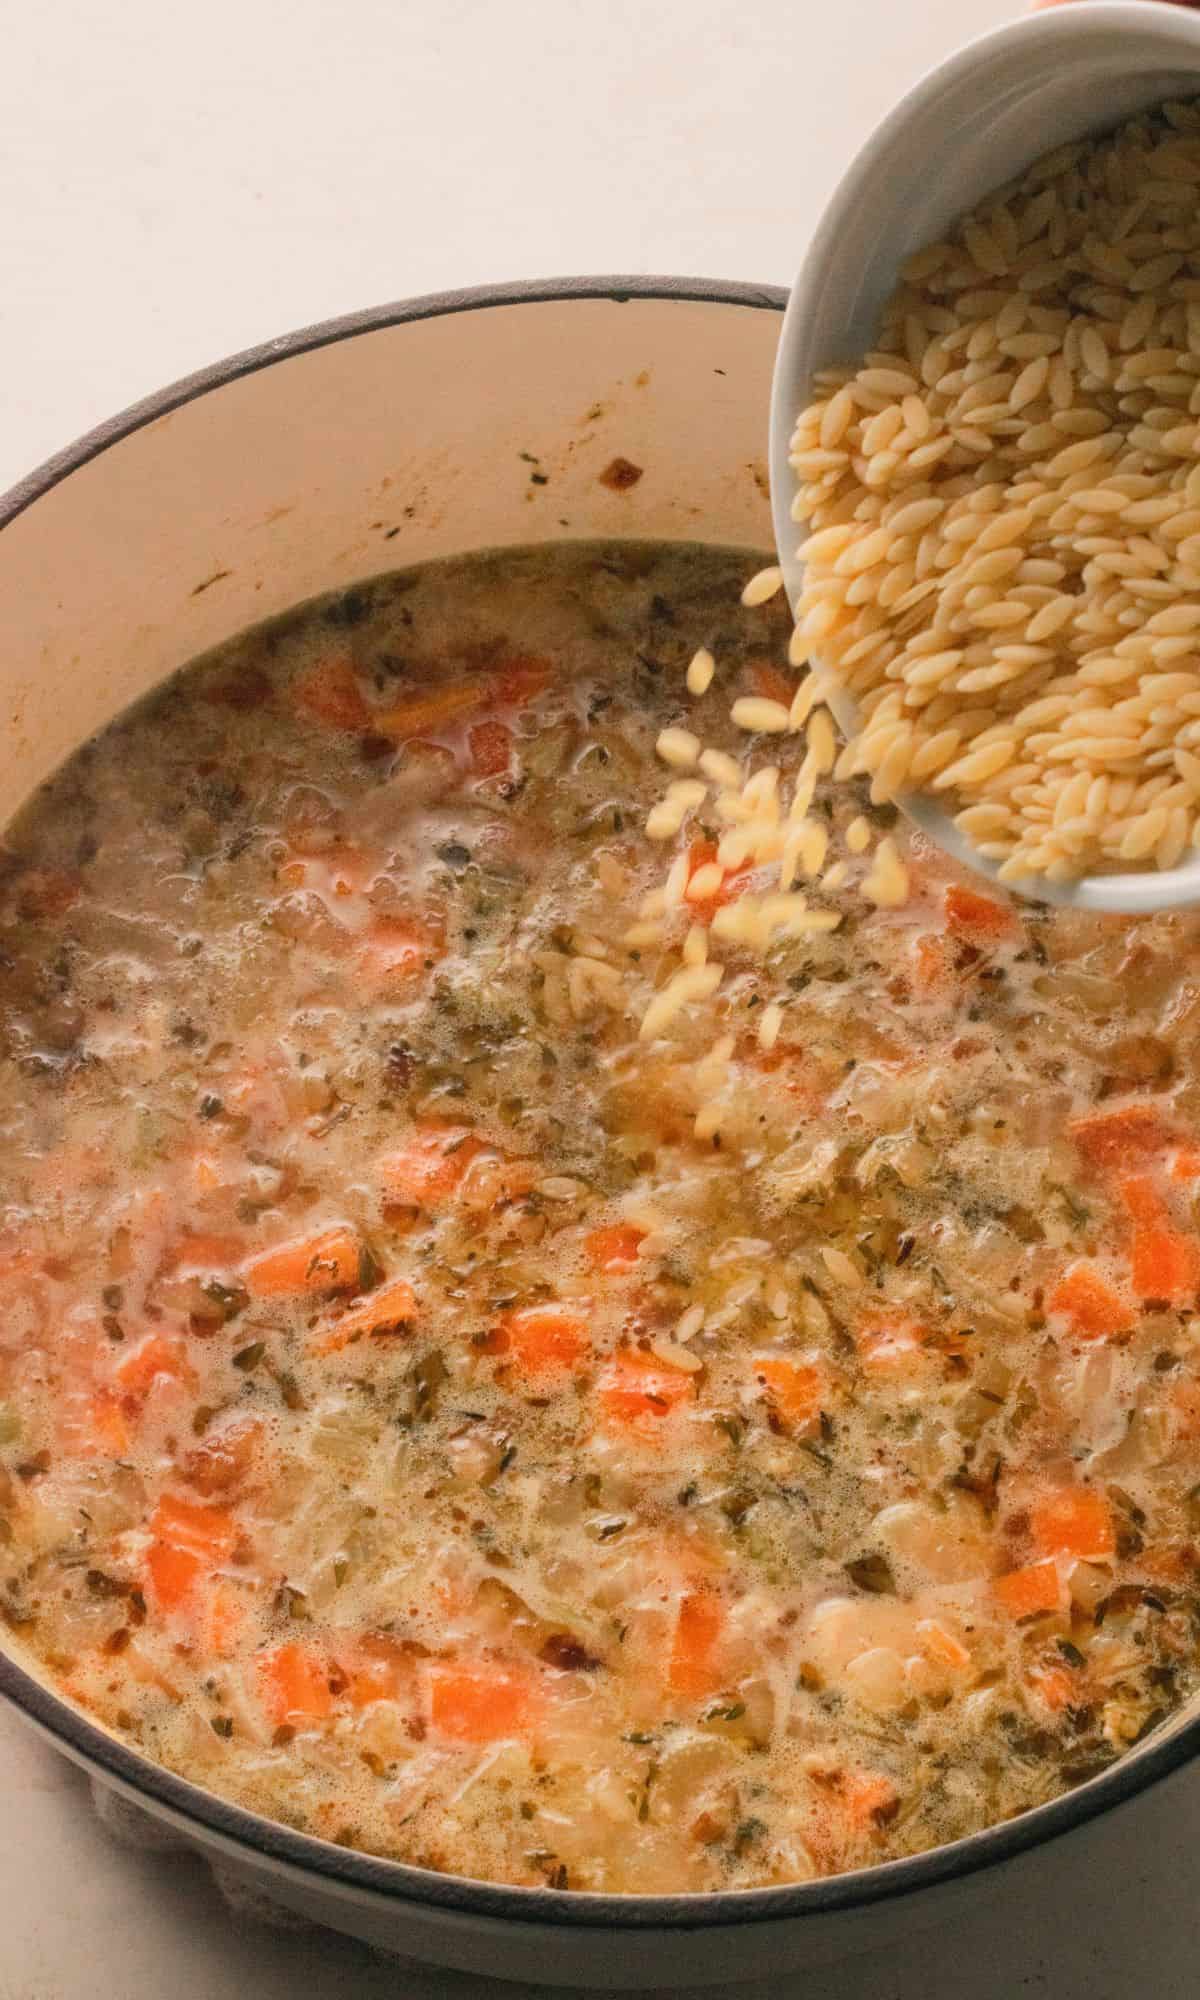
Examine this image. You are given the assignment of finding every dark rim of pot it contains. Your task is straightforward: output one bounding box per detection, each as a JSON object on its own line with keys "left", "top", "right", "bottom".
{"left": 1, "top": 273, "right": 1198, "bottom": 1932}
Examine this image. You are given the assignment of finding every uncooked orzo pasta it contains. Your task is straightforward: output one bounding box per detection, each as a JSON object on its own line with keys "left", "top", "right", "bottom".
{"left": 788, "top": 97, "right": 1200, "bottom": 885}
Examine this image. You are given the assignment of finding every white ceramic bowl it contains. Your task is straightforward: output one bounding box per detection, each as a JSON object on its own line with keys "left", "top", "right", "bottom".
{"left": 770, "top": 1, "right": 1200, "bottom": 913}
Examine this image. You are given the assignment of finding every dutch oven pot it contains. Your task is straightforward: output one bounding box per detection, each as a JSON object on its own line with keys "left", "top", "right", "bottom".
{"left": 2, "top": 279, "right": 1199, "bottom": 1986}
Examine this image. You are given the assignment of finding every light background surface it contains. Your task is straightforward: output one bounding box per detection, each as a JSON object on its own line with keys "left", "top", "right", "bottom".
{"left": 3, "top": 1, "right": 1197, "bottom": 1993}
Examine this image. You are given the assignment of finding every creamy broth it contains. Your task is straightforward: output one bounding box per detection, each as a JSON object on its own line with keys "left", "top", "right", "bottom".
{"left": 1, "top": 542, "right": 1199, "bottom": 1893}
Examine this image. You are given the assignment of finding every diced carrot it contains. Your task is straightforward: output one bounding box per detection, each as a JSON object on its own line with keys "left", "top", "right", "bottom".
{"left": 1028, "top": 1663, "right": 1077, "bottom": 1714}
{"left": 805, "top": 1767, "right": 899, "bottom": 1870}
{"left": 754, "top": 1355, "right": 821, "bottom": 1429}
{"left": 495, "top": 1304, "right": 588, "bottom": 1378}
{"left": 1070, "top": 1103, "right": 1176, "bottom": 1173}
{"left": 91, "top": 1388, "right": 131, "bottom": 1457}
{"left": 584, "top": 1224, "right": 646, "bottom": 1274}
{"left": 114, "top": 1334, "right": 196, "bottom": 1399}
{"left": 913, "top": 932, "right": 952, "bottom": 992}
{"left": 492, "top": 656, "right": 553, "bottom": 707}
{"left": 1030, "top": 1487, "right": 1114, "bottom": 1562}
{"left": 341, "top": 1636, "right": 408, "bottom": 1708}
{"left": 1046, "top": 1263, "right": 1131, "bottom": 1341}
{"left": 944, "top": 883, "right": 1017, "bottom": 941}
{"left": 668, "top": 1590, "right": 724, "bottom": 1700}
{"left": 243, "top": 1226, "right": 363, "bottom": 1299}
{"left": 426, "top": 1661, "right": 539, "bottom": 1742}
{"left": 856, "top": 1318, "right": 926, "bottom": 1372}
{"left": 312, "top": 1276, "right": 419, "bottom": 1355}
{"left": 1171, "top": 1377, "right": 1200, "bottom": 1440}
{"left": 994, "top": 1560, "right": 1062, "bottom": 1619}
{"left": 468, "top": 719, "right": 514, "bottom": 777}
{"left": 1171, "top": 1147, "right": 1200, "bottom": 1183}
{"left": 200, "top": 1579, "right": 248, "bottom": 1659}
{"left": 166, "top": 1232, "right": 245, "bottom": 1274}
{"left": 294, "top": 656, "right": 370, "bottom": 732}
{"left": 379, "top": 1127, "right": 486, "bottom": 1209}
{"left": 191, "top": 1152, "right": 223, "bottom": 1195}
{"left": 916, "top": 1621, "right": 972, "bottom": 1672}
{"left": 60, "top": 1387, "right": 130, "bottom": 1459}
{"left": 841, "top": 1770, "right": 900, "bottom": 1832}
{"left": 750, "top": 661, "right": 794, "bottom": 706}
{"left": 356, "top": 916, "right": 443, "bottom": 987}
{"left": 150, "top": 1494, "right": 237, "bottom": 1557}
{"left": 597, "top": 1350, "right": 694, "bottom": 1427}
{"left": 257, "top": 1642, "right": 333, "bottom": 1726}
{"left": 146, "top": 1495, "right": 237, "bottom": 1610}
{"left": 1118, "top": 1176, "right": 1200, "bottom": 1299}
{"left": 278, "top": 843, "right": 375, "bottom": 900}
{"left": 182, "top": 1417, "right": 263, "bottom": 1497}
{"left": 1132, "top": 1225, "right": 1200, "bottom": 1303}
{"left": 1118, "top": 1173, "right": 1167, "bottom": 1229}
{"left": 375, "top": 683, "right": 486, "bottom": 739}
{"left": 844, "top": 1776, "right": 900, "bottom": 1832}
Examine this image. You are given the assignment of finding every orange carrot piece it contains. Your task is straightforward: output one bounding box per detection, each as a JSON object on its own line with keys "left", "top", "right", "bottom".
{"left": 916, "top": 1621, "right": 972, "bottom": 1672}
{"left": 342, "top": 1637, "right": 408, "bottom": 1708}
{"left": 166, "top": 1232, "right": 245, "bottom": 1273}
{"left": 190, "top": 1152, "right": 223, "bottom": 1194}
{"left": 468, "top": 719, "right": 514, "bottom": 777}
{"left": 257, "top": 1642, "right": 333, "bottom": 1726}
{"left": 750, "top": 661, "right": 794, "bottom": 706}
{"left": 1070, "top": 1103, "right": 1176, "bottom": 1173}
{"left": 754, "top": 1356, "right": 821, "bottom": 1429}
{"left": 668, "top": 1591, "right": 724, "bottom": 1700}
{"left": 1132, "top": 1225, "right": 1200, "bottom": 1303}
{"left": 356, "top": 916, "right": 443, "bottom": 987}
{"left": 379, "top": 1128, "right": 484, "bottom": 1209}
{"left": 841, "top": 1770, "right": 900, "bottom": 1832}
{"left": 312, "top": 1275, "right": 419, "bottom": 1355}
{"left": 1030, "top": 1487, "right": 1114, "bottom": 1562}
{"left": 584, "top": 1224, "right": 646, "bottom": 1274}
{"left": 375, "top": 684, "right": 486, "bottom": 739}
{"left": 1028, "top": 1663, "right": 1077, "bottom": 1714}
{"left": 856, "top": 1318, "right": 926, "bottom": 1372}
{"left": 427, "top": 1661, "right": 539, "bottom": 1742}
{"left": 1046, "top": 1263, "right": 1130, "bottom": 1340}
{"left": 60, "top": 1387, "right": 130, "bottom": 1459}
{"left": 1118, "top": 1172, "right": 1167, "bottom": 1229}
{"left": 114, "top": 1334, "right": 195, "bottom": 1399}
{"left": 294, "top": 657, "right": 370, "bottom": 732}
{"left": 146, "top": 1495, "right": 237, "bottom": 1610}
{"left": 944, "top": 883, "right": 1017, "bottom": 941}
{"left": 200, "top": 1579, "right": 248, "bottom": 1659}
{"left": 496, "top": 1304, "right": 588, "bottom": 1377}
{"left": 913, "top": 932, "right": 952, "bottom": 992}
{"left": 994, "top": 1560, "right": 1062, "bottom": 1619}
{"left": 1118, "top": 1174, "right": 1200, "bottom": 1298}
{"left": 597, "top": 1351, "right": 694, "bottom": 1426}
{"left": 91, "top": 1388, "right": 131, "bottom": 1457}
{"left": 243, "top": 1226, "right": 362, "bottom": 1299}
{"left": 491, "top": 656, "right": 553, "bottom": 707}
{"left": 1171, "top": 1377, "right": 1200, "bottom": 1440}
{"left": 182, "top": 1417, "right": 263, "bottom": 1497}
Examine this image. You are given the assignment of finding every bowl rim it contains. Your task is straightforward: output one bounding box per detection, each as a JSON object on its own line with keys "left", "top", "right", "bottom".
{"left": 2, "top": 270, "right": 1199, "bottom": 1932}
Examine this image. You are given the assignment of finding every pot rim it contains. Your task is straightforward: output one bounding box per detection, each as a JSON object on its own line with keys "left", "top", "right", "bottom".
{"left": 1, "top": 271, "right": 1198, "bottom": 1933}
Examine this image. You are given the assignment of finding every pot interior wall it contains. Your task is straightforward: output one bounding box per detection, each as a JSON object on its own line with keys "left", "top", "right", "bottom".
{"left": 0, "top": 294, "right": 779, "bottom": 820}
